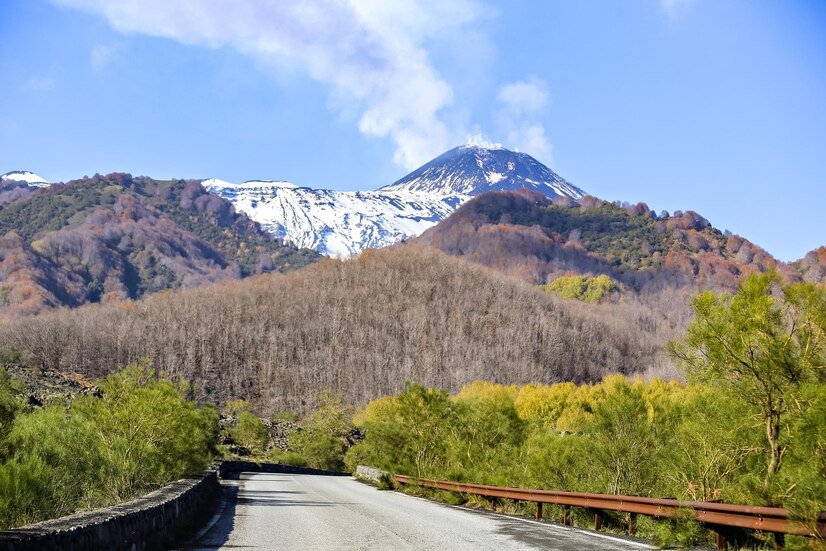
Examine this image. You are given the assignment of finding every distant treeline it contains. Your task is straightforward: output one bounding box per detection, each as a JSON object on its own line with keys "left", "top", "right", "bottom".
{"left": 0, "top": 247, "right": 671, "bottom": 414}
{"left": 416, "top": 190, "right": 807, "bottom": 290}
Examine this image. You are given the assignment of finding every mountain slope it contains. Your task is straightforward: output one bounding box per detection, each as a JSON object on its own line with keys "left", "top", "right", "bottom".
{"left": 0, "top": 173, "right": 319, "bottom": 315}
{"left": 0, "top": 246, "right": 661, "bottom": 413}
{"left": 381, "top": 145, "right": 584, "bottom": 198}
{"left": 794, "top": 246, "right": 826, "bottom": 284}
{"left": 206, "top": 144, "right": 585, "bottom": 257}
{"left": 0, "top": 180, "right": 36, "bottom": 207}
{"left": 414, "top": 189, "right": 797, "bottom": 292}
{"left": 204, "top": 179, "right": 459, "bottom": 256}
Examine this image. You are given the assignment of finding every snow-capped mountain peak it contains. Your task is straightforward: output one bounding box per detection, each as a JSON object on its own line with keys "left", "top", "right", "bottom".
{"left": 0, "top": 170, "right": 50, "bottom": 187}
{"left": 205, "top": 145, "right": 586, "bottom": 257}
{"left": 380, "top": 145, "right": 584, "bottom": 199}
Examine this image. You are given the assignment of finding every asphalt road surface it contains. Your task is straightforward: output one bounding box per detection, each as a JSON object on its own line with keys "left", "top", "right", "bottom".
{"left": 181, "top": 472, "right": 656, "bottom": 550}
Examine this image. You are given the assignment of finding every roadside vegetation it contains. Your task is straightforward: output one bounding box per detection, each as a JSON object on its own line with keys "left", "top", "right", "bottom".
{"left": 0, "top": 364, "right": 218, "bottom": 530}
{"left": 345, "top": 272, "right": 825, "bottom": 549}
{"left": 209, "top": 271, "right": 825, "bottom": 547}
{"left": 220, "top": 391, "right": 354, "bottom": 473}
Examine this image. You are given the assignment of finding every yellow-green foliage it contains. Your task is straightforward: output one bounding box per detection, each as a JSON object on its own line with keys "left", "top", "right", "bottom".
{"left": 541, "top": 274, "right": 618, "bottom": 303}
{"left": 514, "top": 382, "right": 576, "bottom": 429}
{"left": 349, "top": 373, "right": 823, "bottom": 547}
{"left": 670, "top": 272, "right": 826, "bottom": 536}
{"left": 0, "top": 364, "right": 218, "bottom": 529}
{"left": 353, "top": 395, "right": 396, "bottom": 426}
{"left": 226, "top": 400, "right": 270, "bottom": 454}
{"left": 261, "top": 391, "right": 355, "bottom": 472}
{"left": 671, "top": 272, "right": 825, "bottom": 498}
{"left": 289, "top": 391, "right": 352, "bottom": 472}
{"left": 455, "top": 380, "right": 519, "bottom": 406}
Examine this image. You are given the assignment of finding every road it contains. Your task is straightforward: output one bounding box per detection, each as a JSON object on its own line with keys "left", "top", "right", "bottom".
{"left": 181, "top": 472, "right": 655, "bottom": 550}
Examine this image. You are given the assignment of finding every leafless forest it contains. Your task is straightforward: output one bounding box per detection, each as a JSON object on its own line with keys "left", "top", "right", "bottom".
{"left": 0, "top": 246, "right": 680, "bottom": 413}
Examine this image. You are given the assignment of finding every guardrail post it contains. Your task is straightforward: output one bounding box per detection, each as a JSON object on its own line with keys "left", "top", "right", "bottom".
{"left": 773, "top": 532, "right": 785, "bottom": 549}
{"left": 714, "top": 530, "right": 727, "bottom": 550}
{"left": 536, "top": 503, "right": 543, "bottom": 520}
{"left": 594, "top": 510, "right": 603, "bottom": 531}
{"left": 628, "top": 512, "right": 637, "bottom": 536}
{"left": 562, "top": 505, "right": 570, "bottom": 526}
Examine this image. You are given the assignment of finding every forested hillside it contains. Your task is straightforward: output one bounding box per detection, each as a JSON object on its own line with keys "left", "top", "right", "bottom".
{"left": 795, "top": 246, "right": 826, "bottom": 284}
{"left": 415, "top": 189, "right": 800, "bottom": 291}
{"left": 0, "top": 247, "right": 670, "bottom": 413}
{"left": 0, "top": 173, "right": 319, "bottom": 315}
{"left": 0, "top": 181, "right": 35, "bottom": 207}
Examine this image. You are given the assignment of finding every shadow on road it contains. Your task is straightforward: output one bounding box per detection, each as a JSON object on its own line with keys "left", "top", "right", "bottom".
{"left": 178, "top": 473, "right": 355, "bottom": 549}
{"left": 176, "top": 481, "right": 240, "bottom": 550}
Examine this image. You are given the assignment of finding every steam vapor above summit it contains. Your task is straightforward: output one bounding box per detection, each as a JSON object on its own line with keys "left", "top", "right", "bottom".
{"left": 53, "top": 0, "right": 551, "bottom": 170}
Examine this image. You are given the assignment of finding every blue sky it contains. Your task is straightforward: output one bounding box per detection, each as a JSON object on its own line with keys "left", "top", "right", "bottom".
{"left": 0, "top": 0, "right": 824, "bottom": 261}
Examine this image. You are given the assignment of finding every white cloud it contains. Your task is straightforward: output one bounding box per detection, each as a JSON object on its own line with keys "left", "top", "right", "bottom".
{"left": 53, "top": 0, "right": 484, "bottom": 170}
{"left": 495, "top": 76, "right": 552, "bottom": 161}
{"left": 26, "top": 77, "right": 55, "bottom": 92}
{"left": 660, "top": 0, "right": 697, "bottom": 18}
{"left": 497, "top": 78, "right": 548, "bottom": 114}
{"left": 90, "top": 44, "right": 114, "bottom": 71}
{"left": 508, "top": 123, "right": 550, "bottom": 159}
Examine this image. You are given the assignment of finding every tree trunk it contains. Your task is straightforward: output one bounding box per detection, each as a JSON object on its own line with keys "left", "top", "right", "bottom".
{"left": 765, "top": 411, "right": 781, "bottom": 488}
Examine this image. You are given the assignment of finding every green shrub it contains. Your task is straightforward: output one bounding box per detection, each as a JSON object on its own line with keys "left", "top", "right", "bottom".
{"left": 352, "top": 371, "right": 824, "bottom": 547}
{"left": 4, "top": 407, "right": 102, "bottom": 517}
{"left": 290, "top": 391, "right": 352, "bottom": 472}
{"left": 0, "top": 456, "right": 51, "bottom": 529}
{"left": 648, "top": 510, "right": 707, "bottom": 548}
{"left": 0, "top": 367, "right": 21, "bottom": 441}
{"left": 230, "top": 411, "right": 270, "bottom": 455}
{"left": 375, "top": 473, "right": 396, "bottom": 491}
{"left": 267, "top": 450, "right": 309, "bottom": 468}
{"left": 343, "top": 442, "right": 370, "bottom": 473}
{"left": 71, "top": 364, "right": 218, "bottom": 503}
{"left": 0, "top": 363, "right": 218, "bottom": 529}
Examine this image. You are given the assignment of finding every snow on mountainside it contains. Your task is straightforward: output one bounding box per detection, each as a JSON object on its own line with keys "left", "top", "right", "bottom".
{"left": 205, "top": 145, "right": 585, "bottom": 257}
{"left": 381, "top": 145, "right": 585, "bottom": 199}
{"left": 204, "top": 178, "right": 460, "bottom": 257}
{"left": 1, "top": 171, "right": 49, "bottom": 187}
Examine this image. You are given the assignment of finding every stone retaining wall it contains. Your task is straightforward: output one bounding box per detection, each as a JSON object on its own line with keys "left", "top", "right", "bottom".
{"left": 0, "top": 470, "right": 219, "bottom": 551}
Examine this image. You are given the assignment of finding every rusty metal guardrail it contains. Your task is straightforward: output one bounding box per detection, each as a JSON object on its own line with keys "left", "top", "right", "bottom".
{"left": 394, "top": 474, "right": 825, "bottom": 549}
